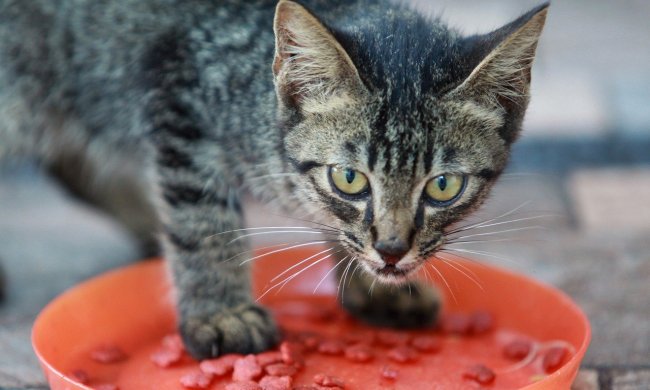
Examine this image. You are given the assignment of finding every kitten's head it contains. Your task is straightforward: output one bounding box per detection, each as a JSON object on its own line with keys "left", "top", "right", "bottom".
{"left": 272, "top": 0, "right": 548, "bottom": 282}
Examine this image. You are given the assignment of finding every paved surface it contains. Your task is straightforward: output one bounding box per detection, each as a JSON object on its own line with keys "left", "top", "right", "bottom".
{"left": 1, "top": 1, "right": 649, "bottom": 389}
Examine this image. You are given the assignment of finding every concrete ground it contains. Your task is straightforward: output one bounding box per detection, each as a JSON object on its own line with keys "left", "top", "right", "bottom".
{"left": 1, "top": 0, "right": 649, "bottom": 389}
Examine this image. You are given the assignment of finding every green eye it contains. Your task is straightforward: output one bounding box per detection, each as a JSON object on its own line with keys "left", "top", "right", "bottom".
{"left": 329, "top": 166, "right": 369, "bottom": 196}
{"left": 425, "top": 174, "right": 465, "bottom": 204}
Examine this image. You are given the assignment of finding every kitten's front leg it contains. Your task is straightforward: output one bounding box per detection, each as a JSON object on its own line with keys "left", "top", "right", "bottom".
{"left": 150, "top": 127, "right": 279, "bottom": 359}
{"left": 336, "top": 255, "right": 441, "bottom": 329}
{"left": 157, "top": 172, "right": 280, "bottom": 359}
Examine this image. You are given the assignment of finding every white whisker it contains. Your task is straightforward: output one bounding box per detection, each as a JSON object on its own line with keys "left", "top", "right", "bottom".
{"left": 338, "top": 257, "right": 355, "bottom": 302}
{"left": 448, "top": 215, "right": 557, "bottom": 236}
{"left": 275, "top": 249, "right": 344, "bottom": 295}
{"left": 442, "top": 248, "right": 517, "bottom": 265}
{"left": 447, "top": 201, "right": 532, "bottom": 235}
{"left": 205, "top": 225, "right": 337, "bottom": 240}
{"left": 238, "top": 240, "right": 333, "bottom": 266}
{"left": 270, "top": 246, "right": 335, "bottom": 282}
{"left": 428, "top": 262, "right": 456, "bottom": 303}
{"left": 313, "top": 255, "right": 348, "bottom": 293}
{"left": 447, "top": 226, "right": 544, "bottom": 241}
{"left": 228, "top": 230, "right": 330, "bottom": 245}
{"left": 435, "top": 255, "right": 484, "bottom": 291}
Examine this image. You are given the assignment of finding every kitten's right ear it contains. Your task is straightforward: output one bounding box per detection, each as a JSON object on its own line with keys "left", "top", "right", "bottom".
{"left": 272, "top": 0, "right": 365, "bottom": 113}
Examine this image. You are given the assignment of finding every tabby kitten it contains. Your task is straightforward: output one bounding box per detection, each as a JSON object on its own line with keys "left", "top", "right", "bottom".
{"left": 0, "top": 0, "right": 548, "bottom": 359}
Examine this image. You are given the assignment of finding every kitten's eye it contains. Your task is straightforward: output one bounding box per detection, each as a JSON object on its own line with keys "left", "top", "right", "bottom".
{"left": 425, "top": 174, "right": 465, "bottom": 204}
{"left": 329, "top": 166, "right": 369, "bottom": 196}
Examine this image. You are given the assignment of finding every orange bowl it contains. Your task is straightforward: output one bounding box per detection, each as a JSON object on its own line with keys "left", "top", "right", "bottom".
{"left": 32, "top": 248, "right": 590, "bottom": 389}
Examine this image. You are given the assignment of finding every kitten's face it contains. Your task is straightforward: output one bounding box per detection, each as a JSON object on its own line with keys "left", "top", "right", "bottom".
{"left": 284, "top": 94, "right": 508, "bottom": 282}
{"left": 273, "top": 0, "right": 547, "bottom": 282}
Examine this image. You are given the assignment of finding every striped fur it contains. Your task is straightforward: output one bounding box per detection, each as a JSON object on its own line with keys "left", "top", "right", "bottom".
{"left": 0, "top": 0, "right": 547, "bottom": 358}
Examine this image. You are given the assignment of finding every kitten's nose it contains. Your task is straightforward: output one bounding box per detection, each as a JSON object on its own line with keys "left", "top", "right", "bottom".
{"left": 373, "top": 238, "right": 410, "bottom": 265}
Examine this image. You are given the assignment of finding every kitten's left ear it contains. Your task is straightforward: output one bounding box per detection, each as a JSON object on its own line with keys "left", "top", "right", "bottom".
{"left": 452, "top": 3, "right": 549, "bottom": 141}
{"left": 272, "top": 0, "right": 365, "bottom": 113}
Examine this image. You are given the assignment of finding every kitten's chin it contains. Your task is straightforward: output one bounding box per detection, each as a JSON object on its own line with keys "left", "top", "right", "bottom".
{"left": 369, "top": 263, "right": 418, "bottom": 284}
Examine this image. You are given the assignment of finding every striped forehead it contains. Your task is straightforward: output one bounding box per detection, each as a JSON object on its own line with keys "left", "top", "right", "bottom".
{"left": 366, "top": 101, "right": 427, "bottom": 176}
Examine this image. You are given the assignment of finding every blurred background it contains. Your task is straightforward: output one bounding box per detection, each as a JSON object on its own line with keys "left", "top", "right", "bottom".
{"left": 0, "top": 0, "right": 648, "bottom": 388}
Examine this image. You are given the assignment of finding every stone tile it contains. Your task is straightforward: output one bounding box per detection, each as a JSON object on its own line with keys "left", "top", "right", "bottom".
{"left": 568, "top": 168, "right": 650, "bottom": 232}
{"left": 612, "top": 370, "right": 650, "bottom": 390}
{"left": 572, "top": 369, "right": 599, "bottom": 390}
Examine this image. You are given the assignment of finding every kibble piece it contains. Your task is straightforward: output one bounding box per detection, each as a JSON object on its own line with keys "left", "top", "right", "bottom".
{"left": 179, "top": 370, "right": 213, "bottom": 389}
{"left": 469, "top": 311, "right": 495, "bottom": 334}
{"left": 90, "top": 345, "right": 127, "bottom": 364}
{"left": 69, "top": 369, "right": 89, "bottom": 384}
{"left": 542, "top": 346, "right": 568, "bottom": 373}
{"left": 410, "top": 335, "right": 442, "bottom": 352}
{"left": 318, "top": 339, "right": 345, "bottom": 355}
{"left": 256, "top": 351, "right": 283, "bottom": 367}
{"left": 94, "top": 385, "right": 119, "bottom": 390}
{"left": 462, "top": 364, "right": 496, "bottom": 385}
{"left": 280, "top": 341, "right": 305, "bottom": 367}
{"left": 387, "top": 346, "right": 419, "bottom": 363}
{"left": 232, "top": 355, "right": 263, "bottom": 382}
{"left": 264, "top": 363, "right": 298, "bottom": 377}
{"left": 380, "top": 365, "right": 399, "bottom": 380}
{"left": 225, "top": 382, "right": 262, "bottom": 390}
{"left": 503, "top": 339, "right": 533, "bottom": 360}
{"left": 259, "top": 375, "right": 293, "bottom": 390}
{"left": 313, "top": 373, "right": 345, "bottom": 388}
{"left": 200, "top": 353, "right": 242, "bottom": 376}
{"left": 344, "top": 344, "right": 374, "bottom": 362}
{"left": 151, "top": 347, "right": 182, "bottom": 368}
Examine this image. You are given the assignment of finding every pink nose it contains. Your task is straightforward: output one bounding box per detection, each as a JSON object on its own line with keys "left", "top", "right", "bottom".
{"left": 373, "top": 239, "right": 409, "bottom": 265}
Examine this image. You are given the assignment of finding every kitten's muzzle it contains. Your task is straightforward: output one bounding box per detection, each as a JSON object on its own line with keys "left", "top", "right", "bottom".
{"left": 373, "top": 237, "right": 410, "bottom": 266}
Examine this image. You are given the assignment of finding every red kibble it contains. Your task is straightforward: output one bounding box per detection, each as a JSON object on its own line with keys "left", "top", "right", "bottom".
{"left": 441, "top": 313, "right": 471, "bottom": 335}
{"left": 387, "top": 346, "right": 419, "bottom": 363}
{"left": 150, "top": 347, "right": 182, "bottom": 368}
{"left": 503, "top": 339, "right": 533, "bottom": 360}
{"left": 410, "top": 335, "right": 442, "bottom": 353}
{"left": 69, "top": 369, "right": 89, "bottom": 384}
{"left": 232, "top": 354, "right": 263, "bottom": 382}
{"left": 543, "top": 346, "right": 568, "bottom": 373}
{"left": 280, "top": 341, "right": 305, "bottom": 367}
{"left": 162, "top": 333, "right": 185, "bottom": 352}
{"left": 90, "top": 345, "right": 127, "bottom": 364}
{"left": 264, "top": 363, "right": 298, "bottom": 377}
{"left": 256, "top": 351, "right": 283, "bottom": 366}
{"left": 342, "top": 331, "right": 375, "bottom": 345}
{"left": 376, "top": 330, "right": 410, "bottom": 346}
{"left": 94, "top": 385, "right": 119, "bottom": 390}
{"left": 469, "top": 311, "right": 495, "bottom": 335}
{"left": 300, "top": 334, "right": 321, "bottom": 352}
{"left": 380, "top": 365, "right": 399, "bottom": 380}
{"left": 225, "top": 382, "right": 262, "bottom": 390}
{"left": 313, "top": 373, "right": 345, "bottom": 387}
{"left": 179, "top": 370, "right": 214, "bottom": 389}
{"left": 317, "top": 339, "right": 345, "bottom": 355}
{"left": 259, "top": 375, "right": 293, "bottom": 390}
{"left": 199, "top": 353, "right": 242, "bottom": 376}
{"left": 462, "top": 364, "right": 496, "bottom": 385}
{"left": 344, "top": 343, "right": 374, "bottom": 362}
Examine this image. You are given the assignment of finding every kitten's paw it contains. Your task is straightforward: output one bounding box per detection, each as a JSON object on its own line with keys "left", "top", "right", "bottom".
{"left": 341, "top": 281, "right": 441, "bottom": 329}
{"left": 180, "top": 303, "right": 280, "bottom": 360}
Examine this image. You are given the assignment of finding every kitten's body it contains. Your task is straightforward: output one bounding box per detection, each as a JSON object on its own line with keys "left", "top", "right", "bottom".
{"left": 0, "top": 0, "right": 547, "bottom": 358}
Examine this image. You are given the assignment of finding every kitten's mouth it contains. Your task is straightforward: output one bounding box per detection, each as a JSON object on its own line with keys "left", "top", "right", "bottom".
{"left": 377, "top": 265, "right": 406, "bottom": 276}
{"left": 375, "top": 264, "right": 414, "bottom": 279}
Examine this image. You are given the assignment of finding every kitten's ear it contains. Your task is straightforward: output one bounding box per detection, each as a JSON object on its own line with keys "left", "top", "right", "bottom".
{"left": 452, "top": 3, "right": 548, "bottom": 138}
{"left": 273, "top": 0, "right": 364, "bottom": 113}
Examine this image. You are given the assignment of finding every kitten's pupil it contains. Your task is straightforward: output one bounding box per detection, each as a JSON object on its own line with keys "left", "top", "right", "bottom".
{"left": 437, "top": 175, "right": 447, "bottom": 191}
{"left": 345, "top": 169, "right": 356, "bottom": 184}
